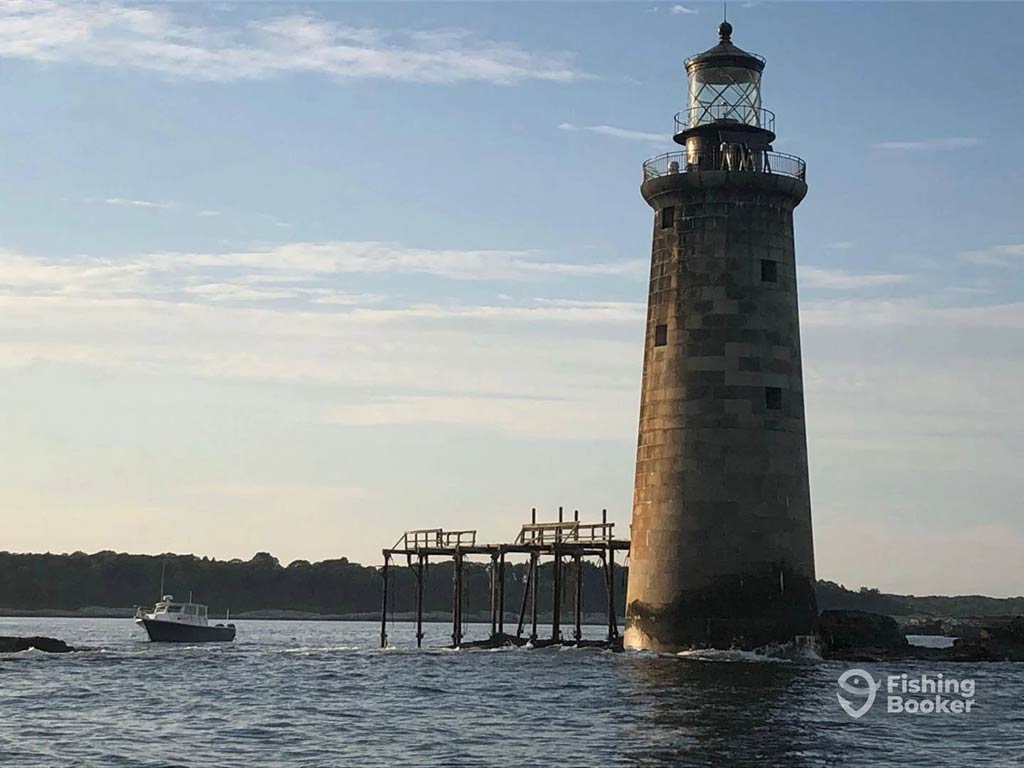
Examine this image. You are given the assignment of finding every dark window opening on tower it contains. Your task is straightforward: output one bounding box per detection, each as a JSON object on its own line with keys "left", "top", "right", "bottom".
{"left": 654, "top": 324, "right": 668, "bottom": 347}
{"left": 761, "top": 259, "right": 778, "bottom": 283}
{"left": 765, "top": 386, "right": 783, "bottom": 410}
{"left": 660, "top": 207, "right": 674, "bottom": 229}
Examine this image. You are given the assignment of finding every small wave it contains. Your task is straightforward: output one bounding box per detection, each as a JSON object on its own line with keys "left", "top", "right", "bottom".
{"left": 281, "top": 645, "right": 360, "bottom": 654}
{"left": 675, "top": 648, "right": 791, "bottom": 663}
{"left": 4, "top": 647, "right": 50, "bottom": 656}
{"left": 408, "top": 685, "right": 447, "bottom": 695}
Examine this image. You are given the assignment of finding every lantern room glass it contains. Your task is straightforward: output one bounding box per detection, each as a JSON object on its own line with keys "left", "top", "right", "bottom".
{"left": 688, "top": 66, "right": 763, "bottom": 129}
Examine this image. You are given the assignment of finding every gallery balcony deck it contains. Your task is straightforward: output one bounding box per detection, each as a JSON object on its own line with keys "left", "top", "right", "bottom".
{"left": 643, "top": 148, "right": 806, "bottom": 182}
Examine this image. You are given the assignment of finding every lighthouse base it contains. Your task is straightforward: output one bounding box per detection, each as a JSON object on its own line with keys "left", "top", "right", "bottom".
{"left": 623, "top": 565, "right": 818, "bottom": 653}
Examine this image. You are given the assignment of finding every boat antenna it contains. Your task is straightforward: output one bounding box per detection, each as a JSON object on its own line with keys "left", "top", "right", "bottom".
{"left": 159, "top": 560, "right": 166, "bottom": 598}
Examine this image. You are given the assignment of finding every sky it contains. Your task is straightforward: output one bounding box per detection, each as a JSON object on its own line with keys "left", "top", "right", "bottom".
{"left": 0, "top": 1, "right": 1022, "bottom": 597}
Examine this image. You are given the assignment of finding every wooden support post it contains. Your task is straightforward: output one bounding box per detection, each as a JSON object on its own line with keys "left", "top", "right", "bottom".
{"left": 530, "top": 552, "right": 539, "bottom": 642}
{"left": 516, "top": 555, "right": 533, "bottom": 638}
{"left": 600, "top": 550, "right": 610, "bottom": 640}
{"left": 415, "top": 554, "right": 425, "bottom": 648}
{"left": 380, "top": 553, "right": 390, "bottom": 649}
{"left": 489, "top": 552, "right": 499, "bottom": 638}
{"left": 497, "top": 552, "right": 506, "bottom": 636}
{"left": 573, "top": 552, "right": 583, "bottom": 642}
{"left": 552, "top": 546, "right": 561, "bottom": 642}
{"left": 452, "top": 552, "right": 464, "bottom": 648}
{"left": 607, "top": 545, "right": 619, "bottom": 641}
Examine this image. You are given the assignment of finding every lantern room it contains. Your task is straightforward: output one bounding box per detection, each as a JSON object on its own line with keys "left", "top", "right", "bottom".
{"left": 675, "top": 21, "right": 774, "bottom": 141}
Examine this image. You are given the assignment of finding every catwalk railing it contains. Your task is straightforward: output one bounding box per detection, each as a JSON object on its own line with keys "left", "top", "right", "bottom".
{"left": 392, "top": 528, "right": 477, "bottom": 550}
{"left": 642, "top": 148, "right": 806, "bottom": 182}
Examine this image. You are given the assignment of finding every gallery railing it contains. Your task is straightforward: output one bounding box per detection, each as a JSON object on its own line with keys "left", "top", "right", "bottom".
{"left": 642, "top": 149, "right": 806, "bottom": 183}
{"left": 675, "top": 105, "right": 776, "bottom": 134}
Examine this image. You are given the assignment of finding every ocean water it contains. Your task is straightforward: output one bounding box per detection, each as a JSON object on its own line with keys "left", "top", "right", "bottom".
{"left": 1, "top": 618, "right": 1021, "bottom": 767}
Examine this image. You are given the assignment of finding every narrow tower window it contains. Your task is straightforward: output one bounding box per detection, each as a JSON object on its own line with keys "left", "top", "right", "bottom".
{"left": 660, "top": 206, "right": 675, "bottom": 229}
{"left": 761, "top": 259, "right": 778, "bottom": 283}
{"left": 765, "top": 386, "right": 783, "bottom": 410}
{"left": 654, "top": 323, "right": 668, "bottom": 347}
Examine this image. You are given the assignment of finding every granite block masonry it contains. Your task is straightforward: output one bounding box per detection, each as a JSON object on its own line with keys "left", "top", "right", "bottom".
{"left": 624, "top": 21, "right": 818, "bottom": 652}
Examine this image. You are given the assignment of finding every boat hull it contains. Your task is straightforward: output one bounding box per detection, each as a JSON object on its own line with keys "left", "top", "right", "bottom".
{"left": 140, "top": 619, "right": 236, "bottom": 643}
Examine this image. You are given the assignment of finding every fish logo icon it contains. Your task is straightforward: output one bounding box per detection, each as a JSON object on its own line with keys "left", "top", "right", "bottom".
{"left": 837, "top": 669, "right": 880, "bottom": 719}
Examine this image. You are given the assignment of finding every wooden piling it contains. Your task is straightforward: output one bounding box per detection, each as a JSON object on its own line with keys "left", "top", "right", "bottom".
{"left": 606, "top": 544, "right": 618, "bottom": 641}
{"left": 516, "top": 555, "right": 533, "bottom": 639}
{"left": 452, "top": 552, "right": 464, "bottom": 648}
{"left": 380, "top": 553, "right": 390, "bottom": 649}
{"left": 497, "top": 552, "right": 506, "bottom": 635}
{"left": 529, "top": 552, "right": 539, "bottom": 642}
{"left": 415, "top": 554, "right": 425, "bottom": 648}
{"left": 489, "top": 552, "right": 499, "bottom": 638}
{"left": 552, "top": 546, "right": 561, "bottom": 642}
{"left": 573, "top": 553, "right": 583, "bottom": 642}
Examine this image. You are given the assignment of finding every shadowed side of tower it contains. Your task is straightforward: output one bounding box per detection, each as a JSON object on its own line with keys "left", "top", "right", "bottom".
{"left": 624, "top": 22, "right": 818, "bottom": 652}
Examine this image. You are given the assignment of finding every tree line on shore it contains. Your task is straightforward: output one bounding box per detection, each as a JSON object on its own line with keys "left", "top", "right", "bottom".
{"left": 0, "top": 550, "right": 1020, "bottom": 618}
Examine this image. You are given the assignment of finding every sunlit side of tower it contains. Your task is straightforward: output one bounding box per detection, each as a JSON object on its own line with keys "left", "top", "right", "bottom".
{"left": 624, "top": 22, "right": 817, "bottom": 651}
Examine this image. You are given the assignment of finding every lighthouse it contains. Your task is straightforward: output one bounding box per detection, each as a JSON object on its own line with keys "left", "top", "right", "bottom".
{"left": 624, "top": 21, "right": 818, "bottom": 651}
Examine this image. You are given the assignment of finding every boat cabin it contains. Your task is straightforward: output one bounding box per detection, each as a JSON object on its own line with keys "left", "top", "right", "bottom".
{"left": 149, "top": 595, "right": 209, "bottom": 626}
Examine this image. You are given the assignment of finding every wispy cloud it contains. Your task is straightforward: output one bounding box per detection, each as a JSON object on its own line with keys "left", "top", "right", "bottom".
{"left": 157, "top": 241, "right": 646, "bottom": 282}
{"left": 801, "top": 297, "right": 1024, "bottom": 330}
{"left": 105, "top": 198, "right": 174, "bottom": 210}
{"left": 670, "top": 5, "right": 699, "bottom": 14}
{"left": 872, "top": 137, "right": 981, "bottom": 151}
{"left": 0, "top": 244, "right": 642, "bottom": 438}
{"left": 961, "top": 244, "right": 1024, "bottom": 268}
{"left": 558, "top": 122, "right": 668, "bottom": 143}
{"left": 325, "top": 393, "right": 628, "bottom": 439}
{"left": 87, "top": 197, "right": 175, "bottom": 210}
{"left": 799, "top": 266, "right": 911, "bottom": 290}
{"left": 0, "top": 1, "right": 586, "bottom": 84}
{"left": 84, "top": 197, "right": 229, "bottom": 219}
{"left": 826, "top": 241, "right": 856, "bottom": 250}
{"left": 0, "top": 242, "right": 644, "bottom": 312}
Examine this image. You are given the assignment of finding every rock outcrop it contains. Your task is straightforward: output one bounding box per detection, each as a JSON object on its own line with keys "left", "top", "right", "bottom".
{"left": 818, "top": 609, "right": 908, "bottom": 659}
{"left": 950, "top": 616, "right": 1024, "bottom": 662}
{"left": 819, "top": 611, "right": 1024, "bottom": 662}
{"left": 0, "top": 636, "right": 75, "bottom": 653}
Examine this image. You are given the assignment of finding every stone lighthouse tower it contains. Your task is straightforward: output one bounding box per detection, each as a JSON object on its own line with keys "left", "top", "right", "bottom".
{"left": 624, "top": 21, "right": 817, "bottom": 652}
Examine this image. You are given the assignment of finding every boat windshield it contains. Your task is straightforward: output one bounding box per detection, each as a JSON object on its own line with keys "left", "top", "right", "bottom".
{"left": 165, "top": 605, "right": 183, "bottom": 613}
